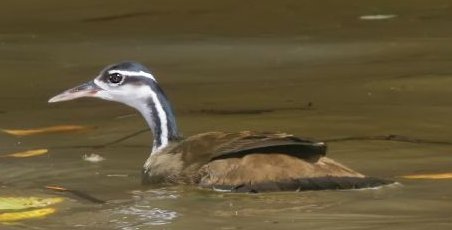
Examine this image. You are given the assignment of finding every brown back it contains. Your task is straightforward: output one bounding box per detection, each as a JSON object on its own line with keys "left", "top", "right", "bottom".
{"left": 163, "top": 131, "right": 326, "bottom": 168}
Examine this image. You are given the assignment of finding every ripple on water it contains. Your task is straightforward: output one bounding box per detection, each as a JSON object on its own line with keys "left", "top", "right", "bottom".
{"left": 110, "top": 206, "right": 178, "bottom": 228}
{"left": 109, "top": 188, "right": 180, "bottom": 229}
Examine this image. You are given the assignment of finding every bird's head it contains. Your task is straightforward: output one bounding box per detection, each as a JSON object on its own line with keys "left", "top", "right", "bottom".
{"left": 49, "top": 61, "right": 180, "bottom": 151}
{"left": 49, "top": 61, "right": 161, "bottom": 109}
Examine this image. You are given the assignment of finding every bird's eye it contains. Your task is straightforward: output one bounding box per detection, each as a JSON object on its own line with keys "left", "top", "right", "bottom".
{"left": 108, "top": 73, "right": 123, "bottom": 84}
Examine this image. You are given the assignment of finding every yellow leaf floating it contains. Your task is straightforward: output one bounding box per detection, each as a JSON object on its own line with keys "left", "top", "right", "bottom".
{"left": 0, "top": 208, "right": 55, "bottom": 222}
{"left": 0, "top": 197, "right": 63, "bottom": 211}
{"left": 2, "top": 125, "right": 91, "bottom": 136}
{"left": 45, "top": 186, "right": 68, "bottom": 192}
{"left": 2, "top": 149, "right": 48, "bottom": 158}
{"left": 401, "top": 172, "right": 452, "bottom": 179}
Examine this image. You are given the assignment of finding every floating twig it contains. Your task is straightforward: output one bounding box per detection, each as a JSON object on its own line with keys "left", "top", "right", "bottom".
{"left": 322, "top": 134, "right": 452, "bottom": 145}
{"left": 45, "top": 186, "right": 106, "bottom": 204}
{"left": 51, "top": 130, "right": 452, "bottom": 151}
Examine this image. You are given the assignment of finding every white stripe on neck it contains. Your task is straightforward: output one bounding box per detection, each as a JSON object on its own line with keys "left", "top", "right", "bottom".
{"left": 126, "top": 85, "right": 169, "bottom": 154}
{"left": 147, "top": 88, "right": 169, "bottom": 153}
{"left": 93, "top": 78, "right": 168, "bottom": 153}
{"left": 108, "top": 70, "right": 156, "bottom": 81}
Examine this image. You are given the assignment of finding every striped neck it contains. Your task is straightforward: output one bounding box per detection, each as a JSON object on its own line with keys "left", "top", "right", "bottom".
{"left": 138, "top": 83, "right": 179, "bottom": 153}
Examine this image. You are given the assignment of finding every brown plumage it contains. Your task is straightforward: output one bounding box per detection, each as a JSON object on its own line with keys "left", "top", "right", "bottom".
{"left": 49, "top": 62, "right": 392, "bottom": 192}
{"left": 143, "top": 131, "right": 392, "bottom": 192}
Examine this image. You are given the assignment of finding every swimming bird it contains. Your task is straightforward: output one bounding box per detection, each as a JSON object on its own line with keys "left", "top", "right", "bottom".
{"left": 48, "top": 62, "right": 392, "bottom": 192}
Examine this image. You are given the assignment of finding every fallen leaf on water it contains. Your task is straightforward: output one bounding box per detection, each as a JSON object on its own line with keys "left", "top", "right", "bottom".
{"left": 2, "top": 149, "right": 48, "bottom": 158}
{"left": 359, "top": 14, "right": 397, "bottom": 20}
{"left": 0, "top": 208, "right": 55, "bottom": 222}
{"left": 0, "top": 197, "right": 63, "bottom": 211}
{"left": 2, "top": 125, "right": 92, "bottom": 136}
{"left": 401, "top": 172, "right": 452, "bottom": 179}
{"left": 45, "top": 186, "right": 68, "bottom": 192}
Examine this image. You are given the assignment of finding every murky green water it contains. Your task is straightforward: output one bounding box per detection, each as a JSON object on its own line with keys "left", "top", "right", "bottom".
{"left": 1, "top": 0, "right": 452, "bottom": 229}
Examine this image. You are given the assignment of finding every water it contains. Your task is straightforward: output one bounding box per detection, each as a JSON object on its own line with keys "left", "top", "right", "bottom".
{"left": 1, "top": 0, "right": 452, "bottom": 229}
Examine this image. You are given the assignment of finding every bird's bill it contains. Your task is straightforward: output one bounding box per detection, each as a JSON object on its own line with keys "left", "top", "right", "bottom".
{"left": 48, "top": 81, "right": 101, "bottom": 103}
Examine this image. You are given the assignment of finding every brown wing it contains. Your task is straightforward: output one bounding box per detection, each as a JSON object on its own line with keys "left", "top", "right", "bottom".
{"left": 165, "top": 131, "right": 326, "bottom": 167}
{"left": 152, "top": 131, "right": 393, "bottom": 191}
{"left": 210, "top": 131, "right": 326, "bottom": 161}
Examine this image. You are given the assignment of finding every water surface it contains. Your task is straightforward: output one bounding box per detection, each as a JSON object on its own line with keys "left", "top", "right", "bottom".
{"left": 1, "top": 1, "right": 452, "bottom": 229}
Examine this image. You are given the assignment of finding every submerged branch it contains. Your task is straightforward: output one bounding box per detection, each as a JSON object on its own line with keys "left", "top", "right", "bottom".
{"left": 321, "top": 134, "right": 452, "bottom": 145}
{"left": 45, "top": 186, "right": 106, "bottom": 204}
{"left": 95, "top": 128, "right": 151, "bottom": 148}
{"left": 52, "top": 130, "right": 452, "bottom": 150}
{"left": 51, "top": 128, "right": 151, "bottom": 150}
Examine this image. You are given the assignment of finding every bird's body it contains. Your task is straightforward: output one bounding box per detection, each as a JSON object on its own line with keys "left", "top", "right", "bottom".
{"left": 143, "top": 131, "right": 388, "bottom": 192}
{"left": 49, "top": 61, "right": 392, "bottom": 192}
